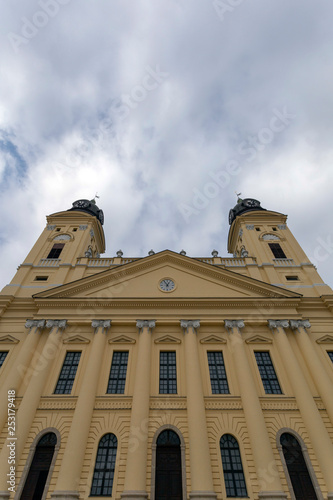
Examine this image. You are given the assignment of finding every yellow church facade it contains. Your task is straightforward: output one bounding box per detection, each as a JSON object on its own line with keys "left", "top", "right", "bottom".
{"left": 0, "top": 197, "right": 332, "bottom": 500}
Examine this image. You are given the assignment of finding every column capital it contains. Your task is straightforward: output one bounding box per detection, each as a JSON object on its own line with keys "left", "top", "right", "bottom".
{"left": 180, "top": 320, "right": 200, "bottom": 333}
{"left": 91, "top": 320, "right": 111, "bottom": 333}
{"left": 268, "top": 319, "right": 289, "bottom": 331}
{"left": 25, "top": 319, "right": 45, "bottom": 333}
{"left": 290, "top": 319, "right": 311, "bottom": 332}
{"left": 224, "top": 320, "right": 244, "bottom": 332}
{"left": 136, "top": 320, "right": 156, "bottom": 332}
{"left": 45, "top": 319, "right": 67, "bottom": 333}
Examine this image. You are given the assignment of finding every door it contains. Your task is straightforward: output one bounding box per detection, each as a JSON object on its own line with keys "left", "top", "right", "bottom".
{"left": 155, "top": 430, "right": 182, "bottom": 500}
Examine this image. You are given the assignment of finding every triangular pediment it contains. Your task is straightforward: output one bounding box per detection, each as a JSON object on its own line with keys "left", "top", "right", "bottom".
{"left": 316, "top": 335, "right": 333, "bottom": 344}
{"left": 109, "top": 335, "right": 136, "bottom": 344}
{"left": 34, "top": 250, "right": 301, "bottom": 301}
{"left": 245, "top": 335, "right": 272, "bottom": 344}
{"left": 200, "top": 335, "right": 227, "bottom": 344}
{"left": 0, "top": 335, "right": 19, "bottom": 344}
{"left": 63, "top": 335, "right": 90, "bottom": 344}
{"left": 155, "top": 335, "right": 181, "bottom": 344}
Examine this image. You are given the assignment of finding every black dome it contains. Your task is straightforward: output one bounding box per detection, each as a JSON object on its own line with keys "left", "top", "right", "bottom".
{"left": 68, "top": 199, "right": 104, "bottom": 225}
{"left": 228, "top": 198, "right": 266, "bottom": 225}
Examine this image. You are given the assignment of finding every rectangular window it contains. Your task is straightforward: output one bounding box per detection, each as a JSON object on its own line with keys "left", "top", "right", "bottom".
{"left": 328, "top": 351, "right": 333, "bottom": 363}
{"left": 54, "top": 351, "right": 81, "bottom": 394}
{"left": 159, "top": 351, "right": 177, "bottom": 394}
{"left": 254, "top": 351, "right": 282, "bottom": 394}
{"left": 207, "top": 351, "right": 229, "bottom": 394}
{"left": 47, "top": 243, "right": 64, "bottom": 259}
{"left": 286, "top": 275, "right": 299, "bottom": 281}
{"left": 0, "top": 352, "right": 8, "bottom": 368}
{"left": 107, "top": 351, "right": 129, "bottom": 394}
{"left": 34, "top": 276, "right": 49, "bottom": 281}
{"left": 269, "top": 243, "right": 287, "bottom": 259}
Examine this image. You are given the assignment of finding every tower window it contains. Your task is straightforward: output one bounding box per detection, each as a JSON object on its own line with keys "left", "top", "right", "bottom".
{"left": 328, "top": 351, "right": 333, "bottom": 363}
{"left": 107, "top": 351, "right": 129, "bottom": 394}
{"left": 34, "top": 276, "right": 49, "bottom": 281}
{"left": 54, "top": 351, "right": 81, "bottom": 394}
{"left": 159, "top": 351, "right": 177, "bottom": 394}
{"left": 207, "top": 351, "right": 229, "bottom": 394}
{"left": 254, "top": 351, "right": 282, "bottom": 394}
{"left": 47, "top": 243, "right": 64, "bottom": 259}
{"left": 269, "top": 243, "right": 287, "bottom": 259}
{"left": 0, "top": 351, "right": 8, "bottom": 369}
{"left": 272, "top": 227, "right": 277, "bottom": 231}
{"left": 286, "top": 275, "right": 299, "bottom": 281}
{"left": 255, "top": 227, "right": 261, "bottom": 232}
{"left": 90, "top": 434, "right": 117, "bottom": 496}
{"left": 220, "top": 434, "right": 248, "bottom": 497}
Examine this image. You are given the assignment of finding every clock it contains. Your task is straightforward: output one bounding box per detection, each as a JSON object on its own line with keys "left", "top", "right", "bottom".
{"left": 229, "top": 209, "right": 235, "bottom": 225}
{"left": 244, "top": 199, "right": 260, "bottom": 208}
{"left": 73, "top": 199, "right": 89, "bottom": 208}
{"left": 98, "top": 210, "right": 104, "bottom": 225}
{"left": 159, "top": 279, "right": 175, "bottom": 292}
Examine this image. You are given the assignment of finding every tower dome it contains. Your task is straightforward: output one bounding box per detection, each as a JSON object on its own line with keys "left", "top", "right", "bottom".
{"left": 228, "top": 197, "right": 266, "bottom": 225}
{"left": 67, "top": 198, "right": 104, "bottom": 225}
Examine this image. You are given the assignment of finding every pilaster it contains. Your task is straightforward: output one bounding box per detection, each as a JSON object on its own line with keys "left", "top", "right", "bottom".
{"left": 181, "top": 319, "right": 216, "bottom": 500}
{"left": 52, "top": 320, "right": 110, "bottom": 497}
{"left": 269, "top": 319, "right": 333, "bottom": 495}
{"left": 225, "top": 320, "right": 286, "bottom": 499}
{"left": 121, "top": 320, "right": 155, "bottom": 500}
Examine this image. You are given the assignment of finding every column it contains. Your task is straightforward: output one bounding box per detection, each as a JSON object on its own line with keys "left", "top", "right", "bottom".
{"left": 0, "top": 320, "right": 66, "bottom": 498}
{"left": 269, "top": 320, "right": 333, "bottom": 498}
{"left": 290, "top": 320, "right": 333, "bottom": 426}
{"left": 52, "top": 320, "right": 111, "bottom": 500}
{"left": 225, "top": 320, "right": 286, "bottom": 500}
{"left": 121, "top": 320, "right": 155, "bottom": 500}
{"left": 0, "top": 320, "right": 45, "bottom": 433}
{"left": 181, "top": 319, "right": 216, "bottom": 500}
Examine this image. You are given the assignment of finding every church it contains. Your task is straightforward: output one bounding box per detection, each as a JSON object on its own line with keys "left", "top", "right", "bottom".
{"left": 0, "top": 196, "right": 332, "bottom": 500}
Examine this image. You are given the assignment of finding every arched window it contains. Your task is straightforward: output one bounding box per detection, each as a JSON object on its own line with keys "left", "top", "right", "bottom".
{"left": 90, "top": 433, "right": 118, "bottom": 496}
{"left": 280, "top": 433, "right": 318, "bottom": 500}
{"left": 155, "top": 430, "right": 182, "bottom": 500}
{"left": 220, "top": 434, "right": 248, "bottom": 498}
{"left": 20, "top": 432, "right": 57, "bottom": 500}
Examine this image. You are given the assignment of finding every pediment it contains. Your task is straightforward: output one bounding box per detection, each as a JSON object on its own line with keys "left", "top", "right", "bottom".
{"left": 316, "top": 335, "right": 333, "bottom": 344}
{"left": 245, "top": 335, "right": 272, "bottom": 344}
{"left": 200, "top": 335, "right": 227, "bottom": 344}
{"left": 0, "top": 335, "right": 19, "bottom": 344}
{"left": 154, "top": 335, "right": 181, "bottom": 344}
{"left": 109, "top": 335, "right": 136, "bottom": 344}
{"left": 63, "top": 335, "right": 90, "bottom": 344}
{"left": 34, "top": 250, "right": 301, "bottom": 301}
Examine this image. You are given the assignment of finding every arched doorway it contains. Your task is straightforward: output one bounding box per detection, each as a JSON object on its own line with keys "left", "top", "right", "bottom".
{"left": 280, "top": 433, "right": 318, "bottom": 500}
{"left": 155, "top": 429, "right": 182, "bottom": 500}
{"left": 20, "top": 432, "right": 57, "bottom": 500}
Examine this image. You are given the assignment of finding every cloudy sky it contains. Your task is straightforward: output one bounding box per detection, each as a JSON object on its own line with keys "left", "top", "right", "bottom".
{"left": 1, "top": 1, "right": 333, "bottom": 290}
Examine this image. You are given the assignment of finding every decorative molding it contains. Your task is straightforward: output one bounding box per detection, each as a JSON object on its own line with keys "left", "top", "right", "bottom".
{"left": 79, "top": 225, "right": 87, "bottom": 230}
{"left": 246, "top": 225, "right": 254, "bottom": 230}
{"left": 38, "top": 400, "right": 77, "bottom": 410}
{"left": 277, "top": 224, "right": 286, "bottom": 230}
{"left": 109, "top": 335, "right": 136, "bottom": 344}
{"left": 91, "top": 320, "right": 111, "bottom": 333}
{"left": 90, "top": 229, "right": 95, "bottom": 237}
{"left": 261, "top": 401, "right": 298, "bottom": 411}
{"left": 268, "top": 319, "right": 289, "bottom": 330}
{"left": 224, "top": 320, "right": 245, "bottom": 332}
{"left": 150, "top": 400, "right": 187, "bottom": 410}
{"left": 180, "top": 320, "right": 200, "bottom": 333}
{"left": 154, "top": 335, "right": 181, "bottom": 344}
{"left": 47, "top": 225, "right": 56, "bottom": 230}
{"left": 245, "top": 335, "right": 272, "bottom": 344}
{"left": 94, "top": 400, "right": 132, "bottom": 410}
{"left": 261, "top": 234, "right": 280, "bottom": 241}
{"left": 205, "top": 401, "right": 242, "bottom": 410}
{"left": 200, "top": 335, "right": 227, "bottom": 344}
{"left": 46, "top": 320, "right": 67, "bottom": 333}
{"left": 25, "top": 319, "right": 45, "bottom": 332}
{"left": 316, "top": 335, "right": 333, "bottom": 344}
{"left": 290, "top": 319, "right": 311, "bottom": 332}
{"left": 0, "top": 335, "right": 19, "bottom": 344}
{"left": 63, "top": 335, "right": 90, "bottom": 344}
{"left": 136, "top": 320, "right": 156, "bottom": 332}
{"left": 53, "top": 234, "right": 71, "bottom": 241}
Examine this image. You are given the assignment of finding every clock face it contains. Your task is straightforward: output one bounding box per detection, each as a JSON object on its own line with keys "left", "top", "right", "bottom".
{"left": 98, "top": 210, "right": 104, "bottom": 225}
{"left": 73, "top": 199, "right": 89, "bottom": 208}
{"left": 229, "top": 209, "right": 235, "bottom": 224}
{"left": 244, "top": 199, "right": 260, "bottom": 208}
{"left": 159, "top": 279, "right": 175, "bottom": 292}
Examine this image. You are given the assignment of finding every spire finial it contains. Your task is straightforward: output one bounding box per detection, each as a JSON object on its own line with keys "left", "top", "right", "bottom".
{"left": 235, "top": 191, "right": 242, "bottom": 203}
{"left": 91, "top": 192, "right": 100, "bottom": 205}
